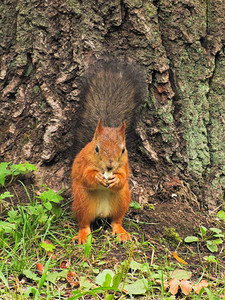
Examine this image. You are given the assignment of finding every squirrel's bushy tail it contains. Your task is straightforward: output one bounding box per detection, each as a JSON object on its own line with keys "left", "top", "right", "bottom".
{"left": 74, "top": 58, "right": 146, "bottom": 152}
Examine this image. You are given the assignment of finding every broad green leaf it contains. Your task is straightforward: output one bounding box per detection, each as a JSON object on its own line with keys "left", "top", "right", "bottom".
{"left": 7, "top": 209, "right": 22, "bottom": 224}
{"left": 24, "top": 163, "right": 37, "bottom": 172}
{"left": 204, "top": 255, "right": 217, "bottom": 263}
{"left": 10, "top": 164, "right": 27, "bottom": 175}
{"left": 40, "top": 241, "right": 56, "bottom": 252}
{"left": 10, "top": 163, "right": 37, "bottom": 175}
{"left": 209, "top": 228, "right": 222, "bottom": 235}
{"left": 52, "top": 203, "right": 62, "bottom": 217}
{"left": 0, "top": 191, "right": 14, "bottom": 200}
{"left": 129, "top": 260, "right": 149, "bottom": 273}
{"left": 0, "top": 221, "right": 16, "bottom": 233}
{"left": 0, "top": 162, "right": 12, "bottom": 186}
{"left": 213, "top": 233, "right": 224, "bottom": 238}
{"left": 103, "top": 273, "right": 113, "bottom": 287}
{"left": 0, "top": 162, "right": 36, "bottom": 186}
{"left": 217, "top": 210, "right": 225, "bottom": 221}
{"left": 43, "top": 201, "right": 52, "bottom": 211}
{"left": 0, "top": 162, "right": 11, "bottom": 171}
{"left": 80, "top": 276, "right": 93, "bottom": 290}
{"left": 28, "top": 205, "right": 44, "bottom": 215}
{"left": 140, "top": 262, "right": 149, "bottom": 273}
{"left": 129, "top": 201, "right": 141, "bottom": 209}
{"left": 39, "top": 189, "right": 63, "bottom": 203}
{"left": 200, "top": 226, "right": 207, "bottom": 237}
{"left": 170, "top": 269, "right": 192, "bottom": 280}
{"left": 206, "top": 241, "right": 218, "bottom": 253}
{"left": 123, "top": 278, "right": 148, "bottom": 295}
{"left": 211, "top": 238, "right": 223, "bottom": 245}
{"left": 38, "top": 213, "right": 48, "bottom": 224}
{"left": 46, "top": 270, "right": 67, "bottom": 283}
{"left": 130, "top": 260, "right": 143, "bottom": 271}
{"left": 23, "top": 269, "right": 39, "bottom": 281}
{"left": 184, "top": 236, "right": 199, "bottom": 243}
{"left": 95, "top": 270, "right": 114, "bottom": 287}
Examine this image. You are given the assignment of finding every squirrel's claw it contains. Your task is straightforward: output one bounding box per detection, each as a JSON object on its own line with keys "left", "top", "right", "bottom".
{"left": 95, "top": 173, "right": 109, "bottom": 187}
{"left": 107, "top": 175, "right": 120, "bottom": 188}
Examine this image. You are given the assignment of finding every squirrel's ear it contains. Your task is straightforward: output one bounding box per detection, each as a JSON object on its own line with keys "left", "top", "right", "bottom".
{"left": 93, "top": 120, "right": 104, "bottom": 140}
{"left": 119, "top": 121, "right": 126, "bottom": 137}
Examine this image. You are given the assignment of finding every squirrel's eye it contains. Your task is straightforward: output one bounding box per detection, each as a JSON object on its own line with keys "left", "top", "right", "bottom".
{"left": 122, "top": 148, "right": 125, "bottom": 154}
{"left": 95, "top": 146, "right": 99, "bottom": 153}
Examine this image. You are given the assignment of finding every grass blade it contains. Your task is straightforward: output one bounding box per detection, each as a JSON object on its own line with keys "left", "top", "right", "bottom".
{"left": 0, "top": 270, "right": 9, "bottom": 290}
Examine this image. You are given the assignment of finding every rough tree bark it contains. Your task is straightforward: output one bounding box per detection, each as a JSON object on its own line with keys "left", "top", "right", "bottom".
{"left": 0, "top": 0, "right": 224, "bottom": 210}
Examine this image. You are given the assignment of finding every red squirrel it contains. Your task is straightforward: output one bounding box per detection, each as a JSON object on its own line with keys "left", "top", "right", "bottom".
{"left": 71, "top": 59, "right": 145, "bottom": 244}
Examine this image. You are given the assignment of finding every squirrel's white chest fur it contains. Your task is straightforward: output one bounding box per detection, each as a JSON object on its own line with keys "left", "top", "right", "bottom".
{"left": 95, "top": 190, "right": 112, "bottom": 218}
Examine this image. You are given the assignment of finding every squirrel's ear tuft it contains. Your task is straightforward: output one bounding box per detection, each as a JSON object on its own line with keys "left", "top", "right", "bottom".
{"left": 119, "top": 121, "right": 126, "bottom": 137}
{"left": 93, "top": 120, "right": 104, "bottom": 140}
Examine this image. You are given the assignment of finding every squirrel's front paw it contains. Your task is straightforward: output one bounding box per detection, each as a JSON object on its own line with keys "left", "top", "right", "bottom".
{"left": 95, "top": 172, "right": 109, "bottom": 187}
{"left": 107, "top": 175, "right": 120, "bottom": 188}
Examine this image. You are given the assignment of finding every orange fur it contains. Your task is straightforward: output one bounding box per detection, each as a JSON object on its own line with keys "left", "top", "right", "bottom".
{"left": 71, "top": 121, "right": 131, "bottom": 244}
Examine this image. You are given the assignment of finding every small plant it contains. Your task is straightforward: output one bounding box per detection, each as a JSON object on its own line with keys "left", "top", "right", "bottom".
{"left": 0, "top": 187, "right": 64, "bottom": 237}
{"left": 164, "top": 227, "right": 181, "bottom": 246}
{"left": 130, "top": 200, "right": 141, "bottom": 209}
{"left": 0, "top": 191, "right": 14, "bottom": 201}
{"left": 38, "top": 187, "right": 64, "bottom": 218}
{"left": 184, "top": 226, "right": 224, "bottom": 252}
{"left": 217, "top": 210, "right": 225, "bottom": 222}
{"left": 0, "top": 162, "right": 37, "bottom": 187}
{"left": 0, "top": 161, "right": 64, "bottom": 280}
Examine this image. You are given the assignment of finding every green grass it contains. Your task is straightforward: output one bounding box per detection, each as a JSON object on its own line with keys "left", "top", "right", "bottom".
{"left": 0, "top": 162, "right": 225, "bottom": 299}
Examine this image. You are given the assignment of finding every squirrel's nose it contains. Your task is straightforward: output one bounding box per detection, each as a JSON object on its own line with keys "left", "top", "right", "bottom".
{"left": 107, "top": 166, "right": 113, "bottom": 172}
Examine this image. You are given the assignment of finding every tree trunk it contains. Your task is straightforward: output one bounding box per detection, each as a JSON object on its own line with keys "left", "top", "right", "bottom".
{"left": 0, "top": 0, "right": 224, "bottom": 209}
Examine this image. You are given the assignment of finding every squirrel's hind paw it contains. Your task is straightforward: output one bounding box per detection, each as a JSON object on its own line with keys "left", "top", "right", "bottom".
{"left": 72, "top": 227, "right": 92, "bottom": 244}
{"left": 112, "top": 223, "right": 131, "bottom": 242}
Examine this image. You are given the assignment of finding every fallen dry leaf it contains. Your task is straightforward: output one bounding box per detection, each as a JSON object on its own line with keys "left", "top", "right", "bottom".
{"left": 60, "top": 260, "right": 70, "bottom": 269}
{"left": 173, "top": 251, "right": 188, "bottom": 265}
{"left": 180, "top": 279, "right": 193, "bottom": 295}
{"left": 66, "top": 270, "right": 80, "bottom": 288}
{"left": 194, "top": 279, "right": 208, "bottom": 294}
{"left": 36, "top": 263, "right": 44, "bottom": 275}
{"left": 163, "top": 279, "right": 169, "bottom": 290}
{"left": 169, "top": 278, "right": 180, "bottom": 295}
{"left": 155, "top": 272, "right": 195, "bottom": 297}
{"left": 43, "top": 239, "right": 51, "bottom": 244}
{"left": 155, "top": 279, "right": 169, "bottom": 290}
{"left": 66, "top": 270, "right": 75, "bottom": 282}
{"left": 47, "top": 252, "right": 57, "bottom": 260}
